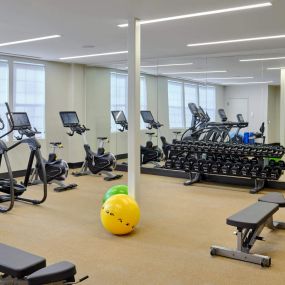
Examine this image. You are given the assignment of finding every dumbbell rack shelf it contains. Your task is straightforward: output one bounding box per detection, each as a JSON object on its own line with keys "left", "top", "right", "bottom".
{"left": 165, "top": 141, "right": 285, "bottom": 194}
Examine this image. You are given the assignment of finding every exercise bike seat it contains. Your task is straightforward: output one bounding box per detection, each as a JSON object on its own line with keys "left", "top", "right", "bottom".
{"left": 0, "top": 243, "right": 46, "bottom": 278}
{"left": 173, "top": 131, "right": 181, "bottom": 135}
{"left": 26, "top": 261, "right": 76, "bottom": 285}
{"left": 146, "top": 132, "right": 155, "bottom": 136}
{"left": 50, "top": 142, "right": 62, "bottom": 146}
{"left": 97, "top": 137, "right": 108, "bottom": 140}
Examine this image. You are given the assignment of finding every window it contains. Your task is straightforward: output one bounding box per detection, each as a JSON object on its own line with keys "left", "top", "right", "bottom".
{"left": 184, "top": 83, "right": 198, "bottom": 127}
{"left": 13, "top": 62, "right": 45, "bottom": 138}
{"left": 0, "top": 61, "right": 9, "bottom": 138}
{"left": 168, "top": 81, "right": 184, "bottom": 128}
{"left": 168, "top": 80, "right": 216, "bottom": 129}
{"left": 110, "top": 73, "right": 147, "bottom": 132}
{"left": 198, "top": 85, "right": 216, "bottom": 121}
{"left": 140, "top": 77, "right": 147, "bottom": 129}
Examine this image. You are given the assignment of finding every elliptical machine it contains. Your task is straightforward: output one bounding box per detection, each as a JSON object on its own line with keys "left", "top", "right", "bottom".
{"left": 0, "top": 103, "right": 47, "bottom": 212}
{"left": 111, "top": 110, "right": 162, "bottom": 166}
{"left": 29, "top": 141, "right": 77, "bottom": 192}
{"left": 60, "top": 111, "right": 122, "bottom": 181}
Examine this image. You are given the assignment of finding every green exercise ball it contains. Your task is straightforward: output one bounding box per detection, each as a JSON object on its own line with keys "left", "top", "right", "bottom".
{"left": 102, "top": 185, "right": 128, "bottom": 204}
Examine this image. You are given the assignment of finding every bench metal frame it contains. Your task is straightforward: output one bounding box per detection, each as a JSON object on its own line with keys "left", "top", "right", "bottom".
{"left": 211, "top": 221, "right": 271, "bottom": 267}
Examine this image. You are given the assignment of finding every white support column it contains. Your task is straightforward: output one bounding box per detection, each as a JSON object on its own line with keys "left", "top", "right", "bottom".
{"left": 280, "top": 69, "right": 285, "bottom": 145}
{"left": 127, "top": 18, "right": 141, "bottom": 200}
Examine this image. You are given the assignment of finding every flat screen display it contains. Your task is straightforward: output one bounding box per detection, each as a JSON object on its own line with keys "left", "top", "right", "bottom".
{"left": 60, "top": 111, "right": 80, "bottom": 127}
{"left": 140, "top": 111, "right": 154, "bottom": 123}
{"left": 111, "top": 111, "right": 127, "bottom": 123}
{"left": 11, "top": 112, "right": 31, "bottom": 129}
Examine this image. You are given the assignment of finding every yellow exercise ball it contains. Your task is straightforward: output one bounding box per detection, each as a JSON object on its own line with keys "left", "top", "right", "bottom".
{"left": 100, "top": 194, "right": 140, "bottom": 235}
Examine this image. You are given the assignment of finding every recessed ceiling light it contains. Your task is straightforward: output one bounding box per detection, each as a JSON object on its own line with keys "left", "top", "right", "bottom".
{"left": 162, "top": 70, "right": 227, "bottom": 75}
{"left": 188, "top": 76, "right": 254, "bottom": 80}
{"left": 142, "top": 62, "right": 193, "bottom": 68}
{"left": 118, "top": 2, "right": 271, "bottom": 27}
{"left": 82, "top": 45, "right": 95, "bottom": 49}
{"left": 0, "top": 35, "right": 61, "bottom": 47}
{"left": 225, "top": 81, "right": 273, "bottom": 85}
{"left": 267, "top": 67, "right": 285, "bottom": 70}
{"left": 240, "top": 56, "right": 285, "bottom": 62}
{"left": 59, "top": 50, "right": 128, "bottom": 60}
{"left": 187, "top": 34, "right": 285, "bottom": 47}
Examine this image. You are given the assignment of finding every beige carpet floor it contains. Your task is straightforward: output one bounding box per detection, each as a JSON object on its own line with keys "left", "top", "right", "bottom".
{"left": 1, "top": 172, "right": 285, "bottom": 285}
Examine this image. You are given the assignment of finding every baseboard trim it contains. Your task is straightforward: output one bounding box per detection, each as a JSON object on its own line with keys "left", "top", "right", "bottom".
{"left": 68, "top": 162, "right": 83, "bottom": 169}
{"left": 0, "top": 170, "right": 27, "bottom": 179}
{"left": 116, "top": 153, "right": 128, "bottom": 160}
{"left": 67, "top": 154, "right": 127, "bottom": 170}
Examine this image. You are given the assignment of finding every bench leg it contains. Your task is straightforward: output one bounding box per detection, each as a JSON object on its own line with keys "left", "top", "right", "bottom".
{"left": 266, "top": 216, "right": 285, "bottom": 230}
{"left": 210, "top": 223, "right": 271, "bottom": 267}
{"left": 210, "top": 245, "right": 271, "bottom": 267}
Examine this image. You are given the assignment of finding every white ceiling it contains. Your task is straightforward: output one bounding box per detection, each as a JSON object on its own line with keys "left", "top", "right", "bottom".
{"left": 0, "top": 0, "right": 285, "bottom": 84}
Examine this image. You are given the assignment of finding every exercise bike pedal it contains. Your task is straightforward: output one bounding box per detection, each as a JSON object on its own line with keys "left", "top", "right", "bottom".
{"left": 54, "top": 184, "right": 78, "bottom": 192}
{"left": 104, "top": 174, "right": 123, "bottom": 181}
{"left": 256, "top": 236, "right": 265, "bottom": 241}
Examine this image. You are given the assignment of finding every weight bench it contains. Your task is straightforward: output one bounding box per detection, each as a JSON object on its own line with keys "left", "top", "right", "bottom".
{"left": 0, "top": 243, "right": 88, "bottom": 284}
{"left": 210, "top": 192, "right": 285, "bottom": 267}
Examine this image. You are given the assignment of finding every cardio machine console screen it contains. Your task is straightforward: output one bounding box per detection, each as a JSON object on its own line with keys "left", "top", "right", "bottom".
{"left": 111, "top": 111, "right": 127, "bottom": 123}
{"left": 11, "top": 112, "right": 31, "bottom": 130}
{"left": 60, "top": 111, "right": 80, "bottom": 127}
{"left": 140, "top": 111, "right": 154, "bottom": 124}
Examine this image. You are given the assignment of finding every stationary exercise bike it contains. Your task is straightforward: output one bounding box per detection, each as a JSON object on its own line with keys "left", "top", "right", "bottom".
{"left": 140, "top": 111, "right": 164, "bottom": 165}
{"left": 111, "top": 110, "right": 163, "bottom": 166}
{"left": 29, "top": 141, "right": 77, "bottom": 192}
{"left": 60, "top": 111, "right": 122, "bottom": 181}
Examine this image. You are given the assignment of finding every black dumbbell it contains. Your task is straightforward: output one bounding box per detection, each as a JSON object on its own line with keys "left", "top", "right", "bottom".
{"left": 192, "top": 159, "right": 205, "bottom": 172}
{"left": 251, "top": 164, "right": 262, "bottom": 178}
{"left": 211, "top": 161, "right": 223, "bottom": 174}
{"left": 261, "top": 166, "right": 271, "bottom": 179}
{"left": 221, "top": 162, "right": 232, "bottom": 175}
{"left": 231, "top": 163, "right": 242, "bottom": 176}
{"left": 278, "top": 160, "right": 285, "bottom": 169}
{"left": 241, "top": 163, "right": 252, "bottom": 177}
{"left": 202, "top": 160, "right": 212, "bottom": 173}
{"left": 270, "top": 166, "right": 282, "bottom": 180}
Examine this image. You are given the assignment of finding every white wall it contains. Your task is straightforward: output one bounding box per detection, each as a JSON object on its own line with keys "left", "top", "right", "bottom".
{"left": 223, "top": 85, "right": 268, "bottom": 140}
{"left": 1, "top": 57, "right": 85, "bottom": 172}
{"left": 267, "top": 85, "right": 280, "bottom": 144}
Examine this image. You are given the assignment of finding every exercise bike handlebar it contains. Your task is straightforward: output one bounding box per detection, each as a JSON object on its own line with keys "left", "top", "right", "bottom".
{"left": 146, "top": 121, "right": 164, "bottom": 130}
{"left": 15, "top": 127, "right": 41, "bottom": 141}
{"left": 66, "top": 124, "right": 90, "bottom": 136}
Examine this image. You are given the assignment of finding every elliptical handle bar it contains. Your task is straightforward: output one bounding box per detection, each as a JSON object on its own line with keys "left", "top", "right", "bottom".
{"left": 0, "top": 102, "right": 15, "bottom": 139}
{"left": 0, "top": 117, "right": 4, "bottom": 130}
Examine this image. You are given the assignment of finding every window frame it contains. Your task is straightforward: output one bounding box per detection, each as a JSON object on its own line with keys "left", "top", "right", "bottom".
{"left": 167, "top": 79, "right": 216, "bottom": 129}
{"left": 110, "top": 72, "right": 148, "bottom": 132}
{"left": 13, "top": 61, "right": 46, "bottom": 139}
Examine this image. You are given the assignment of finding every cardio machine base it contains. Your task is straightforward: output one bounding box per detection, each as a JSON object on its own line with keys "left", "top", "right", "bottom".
{"left": 29, "top": 174, "right": 77, "bottom": 193}
{"left": 184, "top": 172, "right": 201, "bottom": 186}
{"left": 250, "top": 178, "right": 267, "bottom": 194}
{"left": 72, "top": 161, "right": 122, "bottom": 181}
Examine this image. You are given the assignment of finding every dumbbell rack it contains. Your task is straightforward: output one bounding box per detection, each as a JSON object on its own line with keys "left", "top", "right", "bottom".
{"left": 165, "top": 141, "right": 285, "bottom": 194}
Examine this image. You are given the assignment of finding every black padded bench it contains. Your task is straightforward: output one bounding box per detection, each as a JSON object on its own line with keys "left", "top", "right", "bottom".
{"left": 210, "top": 192, "right": 285, "bottom": 267}
{"left": 0, "top": 243, "right": 87, "bottom": 284}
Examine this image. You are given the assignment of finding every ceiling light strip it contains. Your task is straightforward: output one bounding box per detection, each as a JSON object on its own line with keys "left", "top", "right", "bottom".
{"left": 0, "top": 35, "right": 61, "bottom": 47}
{"left": 60, "top": 51, "right": 128, "bottom": 60}
{"left": 187, "top": 34, "right": 285, "bottom": 47}
{"left": 118, "top": 2, "right": 271, "bottom": 27}
{"left": 240, "top": 56, "right": 285, "bottom": 62}
{"left": 162, "top": 70, "right": 227, "bottom": 75}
